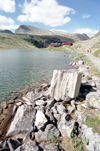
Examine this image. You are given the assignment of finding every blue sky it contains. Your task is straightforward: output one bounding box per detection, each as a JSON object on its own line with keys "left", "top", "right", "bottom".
{"left": 0, "top": 0, "right": 100, "bottom": 37}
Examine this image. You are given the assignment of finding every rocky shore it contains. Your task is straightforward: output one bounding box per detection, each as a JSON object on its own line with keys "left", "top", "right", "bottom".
{"left": 0, "top": 60, "right": 100, "bottom": 151}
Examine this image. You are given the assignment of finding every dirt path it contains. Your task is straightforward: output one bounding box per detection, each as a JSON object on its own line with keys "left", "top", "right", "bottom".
{"left": 86, "top": 53, "right": 100, "bottom": 72}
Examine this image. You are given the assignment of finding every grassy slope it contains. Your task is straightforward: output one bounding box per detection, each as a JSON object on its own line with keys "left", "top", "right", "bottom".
{"left": 0, "top": 33, "right": 37, "bottom": 50}
{"left": 72, "top": 32, "right": 100, "bottom": 55}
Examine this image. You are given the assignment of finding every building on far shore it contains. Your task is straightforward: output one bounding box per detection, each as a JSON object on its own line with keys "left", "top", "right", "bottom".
{"left": 48, "top": 42, "right": 73, "bottom": 47}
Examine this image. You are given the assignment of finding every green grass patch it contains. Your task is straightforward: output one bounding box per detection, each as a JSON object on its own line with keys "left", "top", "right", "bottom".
{"left": 85, "top": 116, "right": 100, "bottom": 133}
{"left": 93, "top": 50, "right": 100, "bottom": 58}
{"left": 44, "top": 46, "right": 74, "bottom": 52}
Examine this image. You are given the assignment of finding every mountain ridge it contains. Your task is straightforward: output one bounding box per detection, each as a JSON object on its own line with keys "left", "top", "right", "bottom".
{"left": 15, "top": 25, "right": 89, "bottom": 42}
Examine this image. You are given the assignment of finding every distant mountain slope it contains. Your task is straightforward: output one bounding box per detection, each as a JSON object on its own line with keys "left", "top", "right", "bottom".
{"left": 73, "top": 31, "right": 100, "bottom": 53}
{"left": 0, "top": 33, "right": 36, "bottom": 49}
{"left": 51, "top": 30, "right": 89, "bottom": 42}
{"left": 15, "top": 25, "right": 53, "bottom": 36}
{"left": 0, "top": 30, "right": 13, "bottom": 34}
{"left": 15, "top": 25, "right": 89, "bottom": 42}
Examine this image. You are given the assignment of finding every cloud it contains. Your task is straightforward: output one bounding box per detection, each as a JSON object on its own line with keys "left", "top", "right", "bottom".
{"left": 0, "top": 15, "right": 19, "bottom": 30}
{"left": 82, "top": 14, "right": 91, "bottom": 19}
{"left": 74, "top": 28, "right": 99, "bottom": 37}
{"left": 18, "top": 0, "right": 75, "bottom": 27}
{"left": 0, "top": 0, "right": 15, "bottom": 13}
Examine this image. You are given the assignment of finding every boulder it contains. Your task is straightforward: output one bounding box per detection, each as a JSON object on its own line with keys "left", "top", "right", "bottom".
{"left": 50, "top": 69, "right": 82, "bottom": 101}
{"left": 45, "top": 124, "right": 60, "bottom": 140}
{"left": 81, "top": 124, "right": 100, "bottom": 151}
{"left": 57, "top": 104, "right": 66, "bottom": 115}
{"left": 6, "top": 104, "right": 34, "bottom": 137}
{"left": 85, "top": 91, "right": 100, "bottom": 109}
{"left": 58, "top": 113, "right": 76, "bottom": 138}
{"left": 39, "top": 142, "right": 60, "bottom": 151}
{"left": 15, "top": 141, "right": 40, "bottom": 151}
{"left": 35, "top": 130, "right": 47, "bottom": 143}
{"left": 35, "top": 110, "right": 48, "bottom": 129}
{"left": 1, "top": 138, "right": 20, "bottom": 151}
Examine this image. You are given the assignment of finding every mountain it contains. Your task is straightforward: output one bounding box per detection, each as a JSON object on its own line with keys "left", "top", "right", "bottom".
{"left": 15, "top": 25, "right": 89, "bottom": 42}
{"left": 15, "top": 25, "right": 53, "bottom": 36}
{"left": 0, "top": 30, "right": 13, "bottom": 34}
{"left": 51, "top": 30, "right": 89, "bottom": 42}
{"left": 72, "top": 31, "right": 100, "bottom": 53}
{"left": 0, "top": 33, "right": 36, "bottom": 49}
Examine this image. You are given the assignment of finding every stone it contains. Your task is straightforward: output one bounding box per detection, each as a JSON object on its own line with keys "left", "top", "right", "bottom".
{"left": 6, "top": 104, "right": 34, "bottom": 137}
{"left": 79, "top": 65, "right": 91, "bottom": 80}
{"left": 35, "top": 100, "right": 46, "bottom": 106}
{"left": 78, "top": 60, "right": 85, "bottom": 66}
{"left": 81, "top": 124, "right": 100, "bottom": 151}
{"left": 45, "top": 124, "right": 60, "bottom": 140}
{"left": 50, "top": 69, "right": 82, "bottom": 101}
{"left": 40, "top": 142, "right": 60, "bottom": 151}
{"left": 67, "top": 106, "right": 75, "bottom": 113}
{"left": 35, "top": 110, "right": 48, "bottom": 129}
{"left": 45, "top": 109, "right": 56, "bottom": 124}
{"left": 2, "top": 138, "right": 20, "bottom": 151}
{"left": 15, "top": 141, "right": 40, "bottom": 151}
{"left": 85, "top": 91, "right": 100, "bottom": 109}
{"left": 57, "top": 104, "right": 66, "bottom": 115}
{"left": 35, "top": 130, "right": 47, "bottom": 143}
{"left": 0, "top": 106, "right": 3, "bottom": 114}
{"left": 58, "top": 113, "right": 76, "bottom": 138}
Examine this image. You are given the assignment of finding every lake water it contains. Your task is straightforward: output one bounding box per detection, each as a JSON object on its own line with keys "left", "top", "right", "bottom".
{"left": 0, "top": 49, "right": 74, "bottom": 102}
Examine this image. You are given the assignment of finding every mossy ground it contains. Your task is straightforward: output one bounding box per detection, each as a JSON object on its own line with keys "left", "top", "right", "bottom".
{"left": 85, "top": 115, "right": 100, "bottom": 133}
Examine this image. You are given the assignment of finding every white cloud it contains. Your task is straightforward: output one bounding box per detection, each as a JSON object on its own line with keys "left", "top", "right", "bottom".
{"left": 51, "top": 29, "right": 68, "bottom": 33}
{"left": 0, "top": 0, "right": 15, "bottom": 13}
{"left": 82, "top": 14, "right": 91, "bottom": 19}
{"left": 18, "top": 0, "right": 75, "bottom": 27}
{"left": 74, "top": 28, "right": 99, "bottom": 37}
{"left": 0, "top": 15, "right": 19, "bottom": 30}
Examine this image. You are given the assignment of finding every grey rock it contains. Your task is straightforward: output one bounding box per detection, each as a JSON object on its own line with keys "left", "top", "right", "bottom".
{"left": 45, "top": 109, "right": 56, "bottom": 124}
{"left": 74, "top": 111, "right": 87, "bottom": 124}
{"left": 6, "top": 105, "right": 34, "bottom": 137}
{"left": 78, "top": 60, "right": 85, "bottom": 66}
{"left": 35, "top": 110, "right": 48, "bottom": 129}
{"left": 2, "top": 138, "right": 20, "bottom": 151}
{"left": 15, "top": 141, "right": 40, "bottom": 151}
{"left": 81, "top": 124, "right": 100, "bottom": 151}
{"left": 58, "top": 113, "right": 76, "bottom": 138}
{"left": 85, "top": 91, "right": 100, "bottom": 109}
{"left": 35, "top": 100, "right": 45, "bottom": 106}
{"left": 45, "top": 124, "right": 60, "bottom": 140}
{"left": 50, "top": 69, "right": 82, "bottom": 101}
{"left": 57, "top": 104, "right": 66, "bottom": 115}
{"left": 35, "top": 130, "right": 47, "bottom": 143}
{"left": 67, "top": 106, "right": 75, "bottom": 113}
{"left": 51, "top": 106, "right": 61, "bottom": 121}
{"left": 40, "top": 142, "right": 60, "bottom": 151}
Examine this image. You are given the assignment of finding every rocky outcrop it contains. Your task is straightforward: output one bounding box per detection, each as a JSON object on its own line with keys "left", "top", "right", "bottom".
{"left": 50, "top": 69, "right": 82, "bottom": 101}
{"left": 1, "top": 66, "right": 100, "bottom": 151}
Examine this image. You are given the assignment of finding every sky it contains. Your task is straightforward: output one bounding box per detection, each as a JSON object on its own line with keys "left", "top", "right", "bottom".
{"left": 0, "top": 0, "right": 100, "bottom": 37}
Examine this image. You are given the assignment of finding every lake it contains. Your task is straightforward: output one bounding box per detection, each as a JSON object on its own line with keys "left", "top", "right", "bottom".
{"left": 0, "top": 49, "right": 74, "bottom": 102}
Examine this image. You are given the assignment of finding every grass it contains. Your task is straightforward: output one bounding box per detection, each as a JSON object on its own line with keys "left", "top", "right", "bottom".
{"left": 93, "top": 50, "right": 100, "bottom": 58}
{"left": 43, "top": 45, "right": 74, "bottom": 52}
{"left": 85, "top": 115, "right": 100, "bottom": 133}
{"left": 70, "top": 52, "right": 100, "bottom": 77}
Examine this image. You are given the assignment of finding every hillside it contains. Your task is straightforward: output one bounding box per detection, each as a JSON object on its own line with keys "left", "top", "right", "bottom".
{"left": 15, "top": 25, "right": 53, "bottom": 36}
{"left": 0, "top": 25, "right": 90, "bottom": 49}
{"left": 0, "top": 33, "right": 36, "bottom": 49}
{"left": 0, "top": 30, "right": 13, "bottom": 34}
{"left": 73, "top": 31, "right": 100, "bottom": 54}
{"left": 51, "top": 30, "right": 89, "bottom": 42}
{"left": 15, "top": 25, "right": 89, "bottom": 42}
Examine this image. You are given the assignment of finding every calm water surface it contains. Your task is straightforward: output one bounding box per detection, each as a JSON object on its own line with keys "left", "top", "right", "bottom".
{"left": 0, "top": 49, "right": 74, "bottom": 101}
